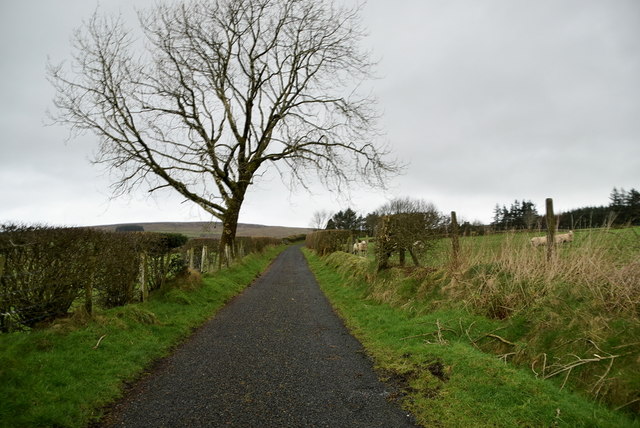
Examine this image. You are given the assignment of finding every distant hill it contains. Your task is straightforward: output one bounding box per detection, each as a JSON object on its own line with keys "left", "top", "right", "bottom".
{"left": 92, "top": 221, "right": 312, "bottom": 239}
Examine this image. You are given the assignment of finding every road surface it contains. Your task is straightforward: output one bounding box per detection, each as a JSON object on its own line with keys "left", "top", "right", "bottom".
{"left": 98, "top": 245, "right": 417, "bottom": 427}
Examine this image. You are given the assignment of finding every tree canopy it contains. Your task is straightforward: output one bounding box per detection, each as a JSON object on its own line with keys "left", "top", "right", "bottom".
{"left": 325, "top": 208, "right": 365, "bottom": 232}
{"left": 491, "top": 199, "right": 539, "bottom": 230}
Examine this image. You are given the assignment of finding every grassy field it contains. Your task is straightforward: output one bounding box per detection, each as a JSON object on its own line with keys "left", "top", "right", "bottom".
{"left": 0, "top": 245, "right": 284, "bottom": 428}
{"left": 304, "top": 227, "right": 640, "bottom": 426}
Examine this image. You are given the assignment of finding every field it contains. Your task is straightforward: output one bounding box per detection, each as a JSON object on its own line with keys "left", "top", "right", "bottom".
{"left": 305, "top": 227, "right": 640, "bottom": 425}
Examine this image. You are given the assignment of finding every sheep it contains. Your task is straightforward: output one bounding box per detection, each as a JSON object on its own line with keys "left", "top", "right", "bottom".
{"left": 531, "top": 231, "right": 574, "bottom": 246}
{"left": 530, "top": 236, "right": 546, "bottom": 247}
{"left": 353, "top": 240, "right": 368, "bottom": 256}
{"left": 555, "top": 230, "right": 574, "bottom": 244}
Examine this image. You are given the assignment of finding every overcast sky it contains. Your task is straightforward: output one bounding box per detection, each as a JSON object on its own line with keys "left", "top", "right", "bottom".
{"left": 1, "top": 0, "right": 638, "bottom": 228}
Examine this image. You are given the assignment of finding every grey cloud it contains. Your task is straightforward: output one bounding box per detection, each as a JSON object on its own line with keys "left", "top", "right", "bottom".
{"left": 0, "top": 0, "right": 638, "bottom": 226}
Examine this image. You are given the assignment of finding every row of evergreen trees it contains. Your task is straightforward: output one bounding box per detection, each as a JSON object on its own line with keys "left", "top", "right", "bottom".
{"left": 325, "top": 208, "right": 374, "bottom": 235}
{"left": 492, "top": 187, "right": 639, "bottom": 230}
{"left": 492, "top": 200, "right": 539, "bottom": 230}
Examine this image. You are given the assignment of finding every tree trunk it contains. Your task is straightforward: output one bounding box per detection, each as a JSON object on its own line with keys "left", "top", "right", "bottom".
{"left": 218, "top": 212, "right": 239, "bottom": 269}
{"left": 217, "top": 194, "right": 245, "bottom": 269}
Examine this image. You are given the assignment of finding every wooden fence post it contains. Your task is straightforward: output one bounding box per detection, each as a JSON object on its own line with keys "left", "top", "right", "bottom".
{"left": 451, "top": 211, "right": 460, "bottom": 269}
{"left": 85, "top": 255, "right": 96, "bottom": 315}
{"left": 212, "top": 251, "right": 219, "bottom": 272}
{"left": 545, "top": 198, "right": 556, "bottom": 262}
{"left": 139, "top": 252, "right": 148, "bottom": 302}
{"left": 189, "top": 247, "right": 195, "bottom": 270}
{"left": 201, "top": 245, "right": 208, "bottom": 273}
{"left": 376, "top": 216, "right": 392, "bottom": 271}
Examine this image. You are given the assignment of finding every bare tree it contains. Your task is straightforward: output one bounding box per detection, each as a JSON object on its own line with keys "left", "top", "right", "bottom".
{"left": 376, "top": 197, "right": 438, "bottom": 217}
{"left": 48, "top": 0, "right": 400, "bottom": 265}
{"left": 309, "top": 209, "right": 331, "bottom": 231}
{"left": 374, "top": 197, "right": 444, "bottom": 268}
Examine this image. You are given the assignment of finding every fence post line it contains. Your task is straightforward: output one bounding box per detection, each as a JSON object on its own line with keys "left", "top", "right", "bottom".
{"left": 451, "top": 211, "right": 460, "bottom": 269}
{"left": 545, "top": 198, "right": 556, "bottom": 262}
{"left": 139, "top": 252, "right": 148, "bottom": 302}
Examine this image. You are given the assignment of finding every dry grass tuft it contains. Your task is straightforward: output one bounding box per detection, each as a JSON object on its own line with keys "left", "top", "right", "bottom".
{"left": 448, "top": 229, "right": 640, "bottom": 318}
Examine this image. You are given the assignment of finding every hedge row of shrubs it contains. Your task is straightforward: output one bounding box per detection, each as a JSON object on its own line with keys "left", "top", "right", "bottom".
{"left": 0, "top": 225, "right": 187, "bottom": 332}
{"left": 183, "top": 236, "right": 282, "bottom": 271}
{"left": 305, "top": 230, "right": 354, "bottom": 255}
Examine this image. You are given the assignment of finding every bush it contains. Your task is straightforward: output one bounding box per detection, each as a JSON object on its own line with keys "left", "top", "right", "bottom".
{"left": 182, "top": 236, "right": 281, "bottom": 271}
{"left": 0, "top": 225, "right": 92, "bottom": 329}
{"left": 92, "top": 232, "right": 143, "bottom": 308}
{"left": 0, "top": 225, "right": 189, "bottom": 331}
{"left": 305, "top": 230, "right": 353, "bottom": 255}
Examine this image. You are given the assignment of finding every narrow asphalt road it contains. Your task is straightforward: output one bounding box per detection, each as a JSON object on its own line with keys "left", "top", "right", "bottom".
{"left": 98, "top": 245, "right": 418, "bottom": 427}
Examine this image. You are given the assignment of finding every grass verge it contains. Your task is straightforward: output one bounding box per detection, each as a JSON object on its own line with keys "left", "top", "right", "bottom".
{"left": 353, "top": 227, "right": 640, "bottom": 411}
{"left": 303, "top": 248, "right": 639, "bottom": 427}
{"left": 0, "top": 245, "right": 285, "bottom": 428}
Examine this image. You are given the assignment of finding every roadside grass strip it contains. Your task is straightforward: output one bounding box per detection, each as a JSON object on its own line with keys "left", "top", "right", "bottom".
{"left": 303, "top": 249, "right": 638, "bottom": 428}
{"left": 0, "top": 245, "right": 285, "bottom": 428}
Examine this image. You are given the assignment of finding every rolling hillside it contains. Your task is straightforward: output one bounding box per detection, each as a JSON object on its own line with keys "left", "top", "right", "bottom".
{"left": 91, "top": 221, "right": 312, "bottom": 239}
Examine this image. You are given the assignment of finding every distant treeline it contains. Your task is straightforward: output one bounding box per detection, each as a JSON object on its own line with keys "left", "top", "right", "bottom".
{"left": 320, "top": 187, "right": 639, "bottom": 237}
{"left": 492, "top": 187, "right": 640, "bottom": 230}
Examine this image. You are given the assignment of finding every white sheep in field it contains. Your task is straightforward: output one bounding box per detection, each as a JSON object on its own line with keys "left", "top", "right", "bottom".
{"left": 555, "top": 230, "right": 574, "bottom": 244}
{"left": 353, "top": 240, "right": 368, "bottom": 256}
{"left": 530, "top": 236, "right": 546, "bottom": 247}
{"left": 531, "top": 231, "right": 574, "bottom": 246}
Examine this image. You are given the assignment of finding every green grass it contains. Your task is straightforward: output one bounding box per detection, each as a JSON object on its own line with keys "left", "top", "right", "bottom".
{"left": 355, "top": 227, "right": 640, "bottom": 409}
{"left": 304, "top": 248, "right": 639, "bottom": 427}
{"left": 0, "top": 245, "right": 285, "bottom": 428}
